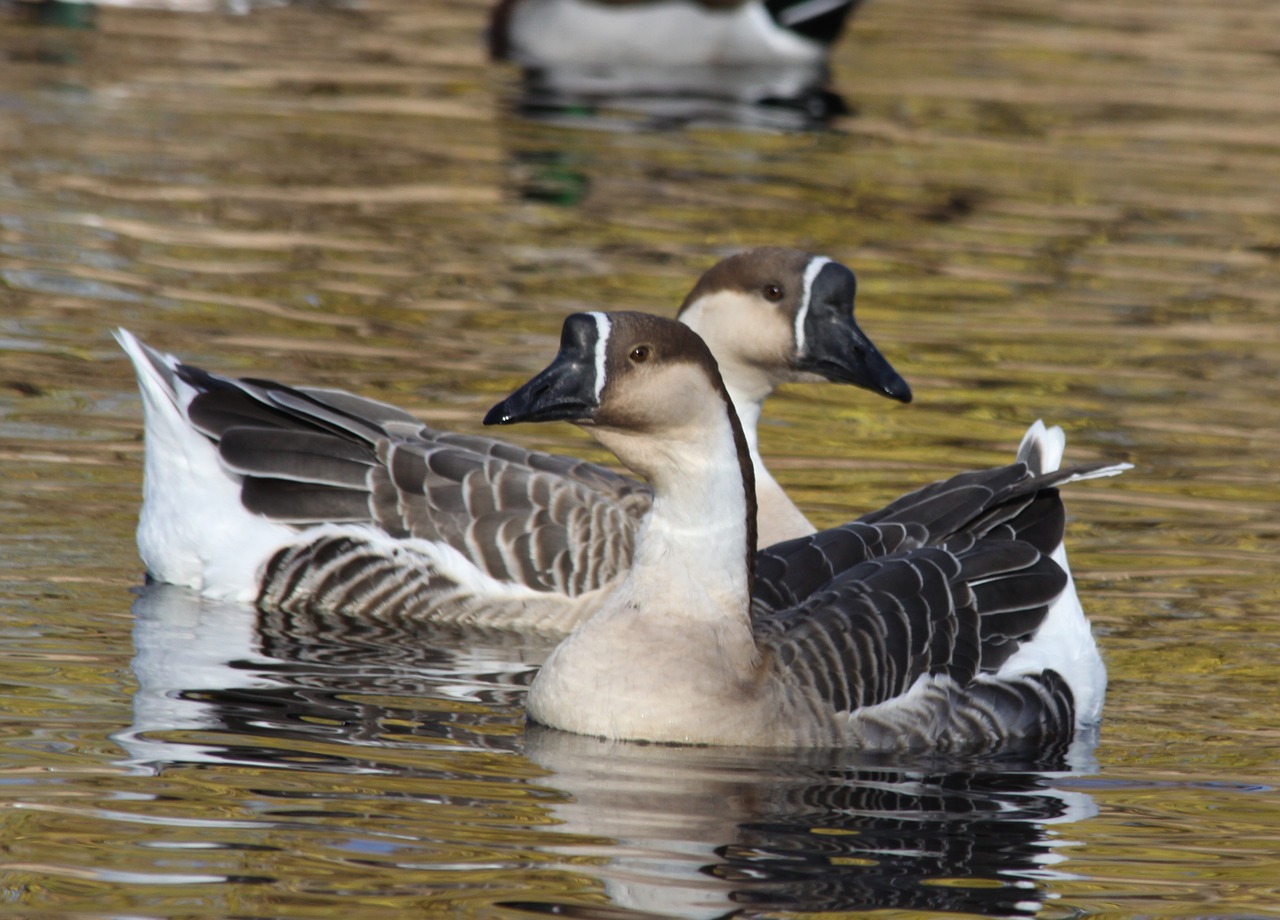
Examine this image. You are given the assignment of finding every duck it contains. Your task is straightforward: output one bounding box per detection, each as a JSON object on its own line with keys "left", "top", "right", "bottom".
{"left": 484, "top": 311, "right": 1128, "bottom": 750}
{"left": 490, "top": 0, "right": 864, "bottom": 70}
{"left": 489, "top": 0, "right": 864, "bottom": 122}
{"left": 117, "top": 247, "right": 910, "bottom": 634}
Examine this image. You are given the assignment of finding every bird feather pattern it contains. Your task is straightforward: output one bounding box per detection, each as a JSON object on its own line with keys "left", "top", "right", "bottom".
{"left": 175, "top": 363, "right": 650, "bottom": 599}
{"left": 741, "top": 460, "right": 1120, "bottom": 751}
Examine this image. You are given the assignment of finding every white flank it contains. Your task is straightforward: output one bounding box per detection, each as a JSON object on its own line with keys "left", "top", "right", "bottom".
{"left": 507, "top": 0, "right": 825, "bottom": 68}
{"left": 115, "top": 329, "right": 298, "bottom": 602}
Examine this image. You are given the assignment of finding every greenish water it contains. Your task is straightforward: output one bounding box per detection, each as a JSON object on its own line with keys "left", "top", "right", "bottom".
{"left": 2, "top": 0, "right": 1279, "bottom": 915}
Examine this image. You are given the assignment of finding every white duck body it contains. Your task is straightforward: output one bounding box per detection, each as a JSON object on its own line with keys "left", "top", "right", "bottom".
{"left": 489, "top": 0, "right": 864, "bottom": 113}
{"left": 117, "top": 248, "right": 910, "bottom": 628}
{"left": 489, "top": 311, "right": 1127, "bottom": 750}
{"left": 495, "top": 0, "right": 834, "bottom": 70}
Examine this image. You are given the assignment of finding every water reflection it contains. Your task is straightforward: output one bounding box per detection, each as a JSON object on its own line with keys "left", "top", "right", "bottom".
{"left": 116, "top": 583, "right": 543, "bottom": 771}
{"left": 525, "top": 732, "right": 1098, "bottom": 917}
{"left": 120, "top": 583, "right": 1100, "bottom": 918}
{"left": 490, "top": 0, "right": 861, "bottom": 130}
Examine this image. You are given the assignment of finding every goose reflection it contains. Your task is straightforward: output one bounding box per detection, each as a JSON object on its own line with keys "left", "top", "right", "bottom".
{"left": 117, "top": 583, "right": 1100, "bottom": 918}
{"left": 114, "top": 583, "right": 543, "bottom": 772}
{"left": 490, "top": 0, "right": 865, "bottom": 130}
{"left": 521, "top": 730, "right": 1099, "bottom": 917}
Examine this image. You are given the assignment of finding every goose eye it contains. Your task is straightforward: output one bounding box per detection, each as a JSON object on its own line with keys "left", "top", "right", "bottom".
{"left": 763, "top": 283, "right": 784, "bottom": 302}
{"left": 629, "top": 344, "right": 652, "bottom": 363}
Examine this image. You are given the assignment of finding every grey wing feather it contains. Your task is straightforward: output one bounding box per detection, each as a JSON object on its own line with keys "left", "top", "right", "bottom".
{"left": 256, "top": 532, "right": 605, "bottom": 636}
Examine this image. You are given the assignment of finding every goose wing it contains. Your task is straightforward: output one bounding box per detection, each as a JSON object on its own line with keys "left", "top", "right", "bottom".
{"left": 755, "top": 536, "right": 1075, "bottom": 753}
{"left": 750, "top": 465, "right": 1115, "bottom": 753}
{"left": 752, "top": 461, "right": 1117, "bottom": 613}
{"left": 179, "top": 364, "right": 649, "bottom": 596}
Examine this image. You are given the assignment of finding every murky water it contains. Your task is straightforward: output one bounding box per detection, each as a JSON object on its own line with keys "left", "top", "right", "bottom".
{"left": 2, "top": 0, "right": 1278, "bottom": 915}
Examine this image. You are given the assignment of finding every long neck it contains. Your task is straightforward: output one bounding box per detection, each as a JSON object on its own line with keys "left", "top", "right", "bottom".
{"left": 725, "top": 381, "right": 765, "bottom": 465}
{"left": 722, "top": 372, "right": 817, "bottom": 547}
{"left": 677, "top": 301, "right": 780, "bottom": 523}
{"left": 595, "top": 399, "right": 756, "bottom": 617}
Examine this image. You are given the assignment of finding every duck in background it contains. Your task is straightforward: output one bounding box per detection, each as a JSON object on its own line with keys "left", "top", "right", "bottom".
{"left": 117, "top": 248, "right": 910, "bottom": 635}
{"left": 489, "top": 0, "right": 867, "bottom": 129}
{"left": 485, "top": 311, "right": 1127, "bottom": 750}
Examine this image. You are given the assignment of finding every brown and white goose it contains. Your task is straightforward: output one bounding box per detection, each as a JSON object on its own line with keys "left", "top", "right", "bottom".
{"left": 117, "top": 248, "right": 909, "bottom": 634}
{"left": 485, "top": 311, "right": 1126, "bottom": 750}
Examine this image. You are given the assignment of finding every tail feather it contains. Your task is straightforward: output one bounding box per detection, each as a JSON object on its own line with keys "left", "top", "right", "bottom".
{"left": 1017, "top": 419, "right": 1065, "bottom": 475}
{"left": 114, "top": 329, "right": 186, "bottom": 425}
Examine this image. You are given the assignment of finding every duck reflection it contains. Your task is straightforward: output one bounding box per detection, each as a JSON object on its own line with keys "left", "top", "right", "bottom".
{"left": 490, "top": 0, "right": 865, "bottom": 130}
{"left": 117, "top": 583, "right": 1099, "bottom": 918}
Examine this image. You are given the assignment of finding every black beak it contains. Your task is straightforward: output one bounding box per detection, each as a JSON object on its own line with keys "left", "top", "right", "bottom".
{"left": 484, "top": 314, "right": 602, "bottom": 426}
{"left": 795, "top": 262, "right": 912, "bottom": 404}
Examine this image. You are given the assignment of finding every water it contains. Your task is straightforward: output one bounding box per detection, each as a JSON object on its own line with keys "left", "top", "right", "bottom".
{"left": 1, "top": 0, "right": 1278, "bottom": 915}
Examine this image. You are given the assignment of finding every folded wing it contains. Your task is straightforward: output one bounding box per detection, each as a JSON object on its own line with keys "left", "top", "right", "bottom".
{"left": 179, "top": 364, "right": 649, "bottom": 597}
{"left": 753, "top": 468, "right": 1100, "bottom": 753}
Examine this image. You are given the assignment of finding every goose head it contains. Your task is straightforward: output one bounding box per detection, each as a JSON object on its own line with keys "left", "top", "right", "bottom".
{"left": 676, "top": 246, "right": 912, "bottom": 408}
{"left": 485, "top": 311, "right": 753, "bottom": 488}
{"left": 485, "top": 311, "right": 739, "bottom": 436}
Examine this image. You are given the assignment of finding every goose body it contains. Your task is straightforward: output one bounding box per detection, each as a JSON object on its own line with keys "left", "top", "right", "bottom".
{"left": 486, "top": 312, "right": 1127, "bottom": 751}
{"left": 118, "top": 248, "right": 909, "bottom": 634}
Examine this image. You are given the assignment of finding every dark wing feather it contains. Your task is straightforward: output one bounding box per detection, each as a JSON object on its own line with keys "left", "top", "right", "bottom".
{"left": 754, "top": 461, "right": 1111, "bottom": 613}
{"left": 857, "top": 465, "right": 1031, "bottom": 529}
{"left": 752, "top": 521, "right": 922, "bottom": 613}
{"left": 219, "top": 428, "right": 375, "bottom": 489}
{"left": 944, "top": 670, "right": 1077, "bottom": 757}
{"left": 757, "top": 548, "right": 970, "bottom": 710}
{"left": 755, "top": 527, "right": 1074, "bottom": 752}
{"left": 241, "top": 478, "right": 372, "bottom": 523}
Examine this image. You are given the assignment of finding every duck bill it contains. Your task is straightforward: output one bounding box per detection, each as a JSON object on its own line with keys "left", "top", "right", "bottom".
{"left": 795, "top": 261, "right": 912, "bottom": 403}
{"left": 484, "top": 354, "right": 598, "bottom": 426}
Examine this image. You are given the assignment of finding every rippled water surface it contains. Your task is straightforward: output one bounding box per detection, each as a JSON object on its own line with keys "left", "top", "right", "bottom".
{"left": 2, "top": 0, "right": 1279, "bottom": 916}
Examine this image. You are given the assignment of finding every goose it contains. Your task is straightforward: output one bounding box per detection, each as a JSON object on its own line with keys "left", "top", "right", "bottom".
{"left": 484, "top": 311, "right": 1128, "bottom": 750}
{"left": 117, "top": 247, "right": 910, "bottom": 634}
